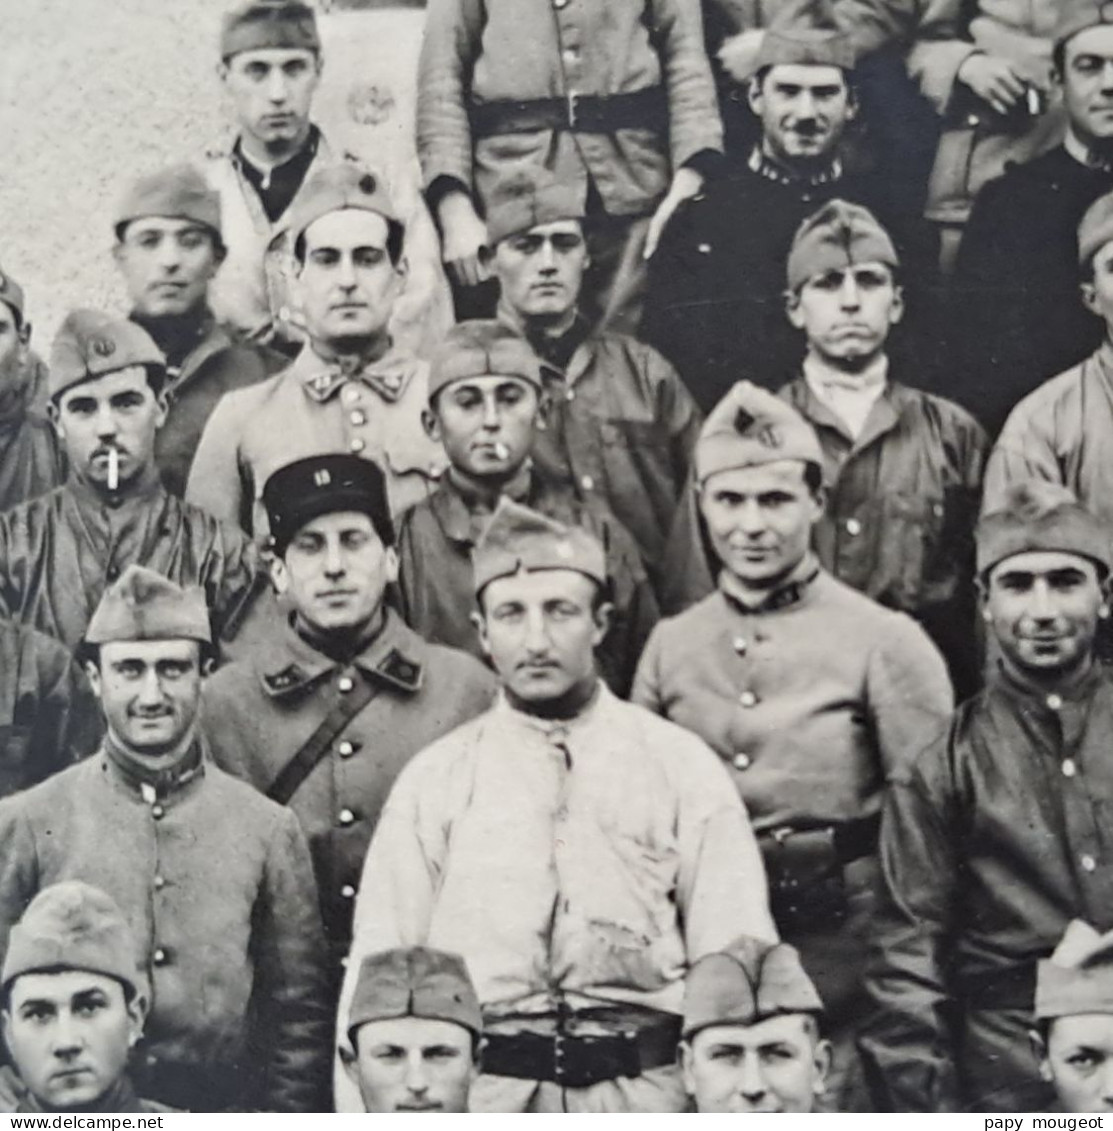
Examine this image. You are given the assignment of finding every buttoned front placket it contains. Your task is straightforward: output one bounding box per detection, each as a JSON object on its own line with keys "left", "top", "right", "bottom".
{"left": 542, "top": 720, "right": 576, "bottom": 1017}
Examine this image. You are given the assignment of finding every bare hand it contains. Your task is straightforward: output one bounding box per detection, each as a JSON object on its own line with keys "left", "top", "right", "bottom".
{"left": 437, "top": 192, "right": 491, "bottom": 288}
{"left": 956, "top": 53, "right": 1028, "bottom": 116}
{"left": 644, "top": 167, "right": 705, "bottom": 260}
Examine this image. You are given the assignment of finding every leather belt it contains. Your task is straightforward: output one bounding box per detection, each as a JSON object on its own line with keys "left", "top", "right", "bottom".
{"left": 481, "top": 1008, "right": 681, "bottom": 1089}
{"left": 469, "top": 86, "right": 668, "bottom": 137}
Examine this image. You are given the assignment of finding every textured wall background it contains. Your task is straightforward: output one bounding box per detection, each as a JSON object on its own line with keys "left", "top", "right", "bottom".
{"left": 0, "top": 0, "right": 426, "bottom": 347}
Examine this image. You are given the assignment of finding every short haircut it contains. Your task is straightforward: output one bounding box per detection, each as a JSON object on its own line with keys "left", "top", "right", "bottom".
{"left": 114, "top": 218, "right": 226, "bottom": 257}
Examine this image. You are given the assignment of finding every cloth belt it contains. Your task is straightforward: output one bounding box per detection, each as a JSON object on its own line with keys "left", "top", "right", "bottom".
{"left": 469, "top": 87, "right": 668, "bottom": 137}
{"left": 481, "top": 1005, "right": 681, "bottom": 1089}
{"left": 956, "top": 965, "right": 1036, "bottom": 1013}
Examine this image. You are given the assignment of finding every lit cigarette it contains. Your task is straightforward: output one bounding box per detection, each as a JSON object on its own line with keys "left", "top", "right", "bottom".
{"left": 107, "top": 448, "right": 119, "bottom": 491}
{"left": 493, "top": 442, "right": 510, "bottom": 460}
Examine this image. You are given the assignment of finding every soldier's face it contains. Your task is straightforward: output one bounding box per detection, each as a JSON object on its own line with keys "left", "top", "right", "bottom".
{"left": 4, "top": 972, "right": 142, "bottom": 1112}
{"left": 749, "top": 65, "right": 854, "bottom": 165}
{"left": 52, "top": 367, "right": 167, "bottom": 491}
{"left": 115, "top": 219, "right": 222, "bottom": 319}
{"left": 0, "top": 301, "right": 28, "bottom": 390}
{"left": 787, "top": 261, "right": 902, "bottom": 368}
{"left": 220, "top": 48, "right": 320, "bottom": 147}
{"left": 700, "top": 461, "right": 823, "bottom": 589}
{"left": 274, "top": 511, "right": 398, "bottom": 636}
{"left": 477, "top": 569, "right": 610, "bottom": 703}
{"left": 425, "top": 376, "right": 540, "bottom": 481}
{"left": 681, "top": 1016, "right": 830, "bottom": 1113}
{"left": 1082, "top": 240, "right": 1113, "bottom": 326}
{"left": 1041, "top": 1014, "right": 1113, "bottom": 1112}
{"left": 347, "top": 1017, "right": 476, "bottom": 1113}
{"left": 297, "top": 211, "right": 403, "bottom": 345}
{"left": 89, "top": 639, "right": 204, "bottom": 761}
{"left": 1059, "top": 27, "right": 1113, "bottom": 147}
{"left": 494, "top": 222, "right": 588, "bottom": 323}
{"left": 984, "top": 551, "right": 1106, "bottom": 679}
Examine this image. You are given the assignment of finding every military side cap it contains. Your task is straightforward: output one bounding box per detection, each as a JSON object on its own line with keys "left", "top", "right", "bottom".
{"left": 683, "top": 935, "right": 824, "bottom": 1039}
{"left": 288, "top": 164, "right": 402, "bottom": 251}
{"left": 86, "top": 565, "right": 212, "bottom": 647}
{"left": 976, "top": 481, "right": 1112, "bottom": 578}
{"left": 1037, "top": 920, "right": 1113, "bottom": 1020}
{"left": 3, "top": 882, "right": 141, "bottom": 997}
{"left": 473, "top": 498, "right": 607, "bottom": 596}
{"left": 696, "top": 381, "right": 823, "bottom": 483}
{"left": 263, "top": 453, "right": 394, "bottom": 554}
{"left": 115, "top": 164, "right": 222, "bottom": 241}
{"left": 485, "top": 170, "right": 586, "bottom": 247}
{"left": 48, "top": 309, "right": 165, "bottom": 402}
{"left": 1055, "top": 0, "right": 1113, "bottom": 49}
{"left": 0, "top": 265, "right": 25, "bottom": 328}
{"left": 429, "top": 321, "right": 544, "bottom": 404}
{"left": 220, "top": 0, "right": 320, "bottom": 60}
{"left": 347, "top": 946, "right": 482, "bottom": 1045}
{"left": 1079, "top": 190, "right": 1113, "bottom": 266}
{"left": 787, "top": 199, "right": 899, "bottom": 291}
{"left": 753, "top": 0, "right": 855, "bottom": 77}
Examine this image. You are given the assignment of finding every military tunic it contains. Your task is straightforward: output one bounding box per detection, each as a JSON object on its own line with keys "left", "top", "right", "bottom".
{"left": 0, "top": 353, "right": 64, "bottom": 514}
{"left": 395, "top": 467, "right": 659, "bottom": 696}
{"left": 0, "top": 479, "right": 264, "bottom": 651}
{"left": 186, "top": 342, "right": 447, "bottom": 535}
{"left": 0, "top": 749, "right": 330, "bottom": 1113}
{"left": 201, "top": 609, "right": 495, "bottom": 970}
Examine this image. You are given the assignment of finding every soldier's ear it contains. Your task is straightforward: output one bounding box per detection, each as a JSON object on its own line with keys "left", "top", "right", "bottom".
{"left": 1030, "top": 1027, "right": 1052, "bottom": 1082}
{"left": 268, "top": 555, "right": 290, "bottom": 596}
{"left": 785, "top": 288, "right": 805, "bottom": 329}
{"left": 471, "top": 607, "right": 492, "bottom": 658}
{"left": 422, "top": 406, "right": 442, "bottom": 443}
{"left": 678, "top": 1040, "right": 696, "bottom": 1097}
{"left": 812, "top": 1036, "right": 833, "bottom": 1095}
{"left": 591, "top": 599, "right": 614, "bottom": 647}
{"left": 84, "top": 659, "right": 103, "bottom": 698}
{"left": 339, "top": 1041, "right": 359, "bottom": 1084}
{"left": 1081, "top": 279, "right": 1100, "bottom": 317}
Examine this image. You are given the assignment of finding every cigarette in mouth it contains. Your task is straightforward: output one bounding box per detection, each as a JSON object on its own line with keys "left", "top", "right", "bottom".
{"left": 107, "top": 448, "right": 119, "bottom": 491}
{"left": 493, "top": 442, "right": 510, "bottom": 460}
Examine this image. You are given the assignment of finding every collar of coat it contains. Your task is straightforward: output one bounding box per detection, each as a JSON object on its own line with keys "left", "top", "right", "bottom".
{"left": 15, "top": 1074, "right": 149, "bottom": 1114}
{"left": 430, "top": 464, "right": 536, "bottom": 546}
{"left": 748, "top": 145, "right": 842, "bottom": 187}
{"left": 992, "top": 655, "right": 1105, "bottom": 713}
{"left": 260, "top": 606, "right": 425, "bottom": 698}
{"left": 784, "top": 372, "right": 906, "bottom": 453}
{"left": 129, "top": 307, "right": 236, "bottom": 392}
{"left": 290, "top": 339, "right": 417, "bottom": 405}
{"left": 718, "top": 554, "right": 821, "bottom": 615}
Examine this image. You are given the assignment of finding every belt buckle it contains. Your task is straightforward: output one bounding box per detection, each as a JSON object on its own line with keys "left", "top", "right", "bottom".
{"left": 565, "top": 90, "right": 579, "bottom": 129}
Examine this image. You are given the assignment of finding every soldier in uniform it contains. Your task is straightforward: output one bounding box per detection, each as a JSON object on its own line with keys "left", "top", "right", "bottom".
{"left": 861, "top": 482, "right": 1113, "bottom": 1111}
{"left": 633, "top": 382, "right": 953, "bottom": 1107}
{"left": 0, "top": 567, "right": 330, "bottom": 1112}
{"left": 396, "top": 319, "right": 659, "bottom": 696}
{"left": 113, "top": 164, "right": 285, "bottom": 496}
{"left": 680, "top": 935, "right": 830, "bottom": 1113}
{"left": 0, "top": 265, "right": 64, "bottom": 511}
{"left": 340, "top": 946, "right": 482, "bottom": 1114}
{"left": 485, "top": 174, "right": 703, "bottom": 597}
{"left": 336, "top": 499, "right": 775, "bottom": 1113}
{"left": 0, "top": 310, "right": 265, "bottom": 652}
{"left": 187, "top": 165, "right": 447, "bottom": 535}
{"left": 0, "top": 883, "right": 174, "bottom": 1114}
{"left": 206, "top": 0, "right": 450, "bottom": 357}
{"left": 202, "top": 453, "right": 494, "bottom": 983}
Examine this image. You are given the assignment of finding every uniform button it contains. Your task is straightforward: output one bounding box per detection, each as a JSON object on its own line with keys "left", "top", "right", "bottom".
{"left": 563, "top": 47, "right": 578, "bottom": 63}
{"left": 338, "top": 676, "right": 355, "bottom": 693}
{"left": 343, "top": 386, "right": 361, "bottom": 404}
{"left": 151, "top": 804, "right": 165, "bottom": 819}
{"left": 106, "top": 565, "right": 120, "bottom": 582}
{"left": 1062, "top": 759, "right": 1077, "bottom": 778}
{"left": 733, "top": 636, "right": 747, "bottom": 655}
{"left": 350, "top": 410, "right": 366, "bottom": 426}
{"left": 153, "top": 875, "right": 166, "bottom": 890}
{"left": 1047, "top": 693, "right": 1063, "bottom": 711}
{"left": 341, "top": 884, "right": 356, "bottom": 899}
{"left": 845, "top": 518, "right": 862, "bottom": 536}
{"left": 145, "top": 1054, "right": 159, "bottom": 1067}
{"left": 566, "top": 389, "right": 575, "bottom": 402}
{"left": 337, "top": 740, "right": 355, "bottom": 757}
{"left": 697, "top": 242, "right": 711, "bottom": 254}
{"left": 152, "top": 948, "right": 169, "bottom": 966}
{"left": 739, "top": 690, "right": 758, "bottom": 708}
{"left": 580, "top": 475, "right": 594, "bottom": 491}
{"left": 350, "top": 438, "right": 366, "bottom": 453}
{"left": 1081, "top": 854, "right": 1097, "bottom": 872}
{"left": 278, "top": 306, "right": 292, "bottom": 323}
{"left": 338, "top": 808, "right": 356, "bottom": 827}
{"left": 554, "top": 0, "right": 568, "bottom": 8}
{"left": 732, "top": 752, "right": 751, "bottom": 770}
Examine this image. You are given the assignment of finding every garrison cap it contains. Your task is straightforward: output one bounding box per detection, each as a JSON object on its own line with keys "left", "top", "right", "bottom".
{"left": 347, "top": 946, "right": 483, "bottom": 1045}
{"left": 429, "top": 321, "right": 544, "bottom": 404}
{"left": 787, "top": 199, "right": 899, "bottom": 291}
{"left": 752, "top": 0, "right": 855, "bottom": 78}
{"left": 976, "top": 481, "right": 1112, "bottom": 579}
{"left": 1078, "top": 190, "right": 1113, "bottom": 267}
{"left": 1037, "top": 920, "right": 1113, "bottom": 1021}
{"left": 683, "top": 936, "right": 824, "bottom": 1039}
{"left": 0, "top": 266, "right": 25, "bottom": 328}
{"left": 473, "top": 498, "right": 607, "bottom": 597}
{"left": 48, "top": 309, "right": 165, "bottom": 402}
{"left": 3, "top": 882, "right": 141, "bottom": 997}
{"left": 696, "top": 381, "right": 824, "bottom": 483}
{"left": 485, "top": 170, "right": 586, "bottom": 247}
{"left": 288, "top": 164, "right": 403, "bottom": 252}
{"left": 85, "top": 566, "right": 212, "bottom": 647}
{"left": 1054, "top": 0, "right": 1113, "bottom": 49}
{"left": 263, "top": 453, "right": 394, "bottom": 554}
{"left": 115, "top": 164, "right": 222, "bottom": 242}
{"left": 220, "top": 0, "right": 320, "bottom": 60}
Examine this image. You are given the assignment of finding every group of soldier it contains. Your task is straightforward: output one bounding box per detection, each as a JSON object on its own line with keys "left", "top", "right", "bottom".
{"left": 7, "top": 0, "right": 1113, "bottom": 1115}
